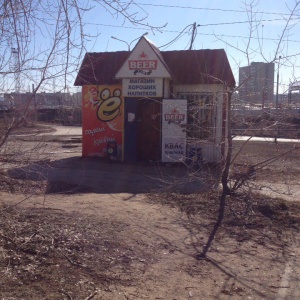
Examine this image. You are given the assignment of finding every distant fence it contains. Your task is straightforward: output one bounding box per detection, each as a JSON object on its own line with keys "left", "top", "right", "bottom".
{"left": 232, "top": 108, "right": 300, "bottom": 117}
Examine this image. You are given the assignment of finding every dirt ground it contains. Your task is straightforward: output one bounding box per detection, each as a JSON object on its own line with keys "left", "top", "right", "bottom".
{"left": 0, "top": 124, "right": 300, "bottom": 299}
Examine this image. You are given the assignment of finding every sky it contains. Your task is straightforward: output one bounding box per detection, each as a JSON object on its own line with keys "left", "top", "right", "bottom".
{"left": 84, "top": 0, "right": 300, "bottom": 94}
{"left": 1, "top": 0, "right": 300, "bottom": 94}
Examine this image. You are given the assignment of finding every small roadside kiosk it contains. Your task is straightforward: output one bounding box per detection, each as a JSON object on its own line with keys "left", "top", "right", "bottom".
{"left": 74, "top": 36, "right": 235, "bottom": 164}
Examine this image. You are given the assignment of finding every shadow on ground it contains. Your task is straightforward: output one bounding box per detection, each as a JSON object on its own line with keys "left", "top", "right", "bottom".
{"left": 7, "top": 157, "right": 220, "bottom": 194}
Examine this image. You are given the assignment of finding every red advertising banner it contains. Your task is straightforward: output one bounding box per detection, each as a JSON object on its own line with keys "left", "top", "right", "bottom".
{"left": 82, "top": 85, "right": 123, "bottom": 158}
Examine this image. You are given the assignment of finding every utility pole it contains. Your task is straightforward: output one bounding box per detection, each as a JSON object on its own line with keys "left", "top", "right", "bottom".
{"left": 11, "top": 47, "right": 21, "bottom": 93}
{"left": 275, "top": 56, "right": 281, "bottom": 109}
{"left": 189, "top": 22, "right": 197, "bottom": 50}
{"left": 32, "top": 83, "right": 37, "bottom": 121}
{"left": 275, "top": 56, "right": 281, "bottom": 143}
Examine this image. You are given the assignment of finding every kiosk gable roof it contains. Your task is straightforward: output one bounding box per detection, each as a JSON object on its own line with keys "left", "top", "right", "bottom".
{"left": 115, "top": 36, "right": 172, "bottom": 79}
{"left": 74, "top": 49, "right": 235, "bottom": 87}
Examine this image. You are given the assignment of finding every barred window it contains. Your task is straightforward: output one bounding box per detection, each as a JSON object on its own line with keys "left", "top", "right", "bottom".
{"left": 177, "top": 92, "right": 214, "bottom": 139}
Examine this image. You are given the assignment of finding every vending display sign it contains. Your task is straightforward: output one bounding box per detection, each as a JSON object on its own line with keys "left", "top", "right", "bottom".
{"left": 122, "top": 78, "right": 163, "bottom": 97}
{"left": 115, "top": 37, "right": 171, "bottom": 79}
{"left": 162, "top": 99, "right": 187, "bottom": 162}
{"left": 82, "top": 85, "right": 123, "bottom": 158}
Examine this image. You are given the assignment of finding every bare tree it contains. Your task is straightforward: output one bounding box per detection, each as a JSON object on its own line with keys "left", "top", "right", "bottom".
{"left": 0, "top": 0, "right": 164, "bottom": 147}
{"left": 197, "top": 0, "right": 300, "bottom": 258}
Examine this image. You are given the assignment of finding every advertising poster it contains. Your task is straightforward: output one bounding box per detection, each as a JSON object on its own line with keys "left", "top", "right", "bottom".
{"left": 82, "top": 85, "right": 123, "bottom": 158}
{"left": 162, "top": 99, "right": 187, "bottom": 162}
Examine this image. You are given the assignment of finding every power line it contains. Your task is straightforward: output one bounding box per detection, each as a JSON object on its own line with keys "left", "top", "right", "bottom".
{"left": 158, "top": 23, "right": 194, "bottom": 49}
{"left": 282, "top": 52, "right": 300, "bottom": 60}
{"left": 122, "top": 2, "right": 300, "bottom": 17}
{"left": 199, "top": 17, "right": 300, "bottom": 27}
{"left": 85, "top": 22, "right": 300, "bottom": 44}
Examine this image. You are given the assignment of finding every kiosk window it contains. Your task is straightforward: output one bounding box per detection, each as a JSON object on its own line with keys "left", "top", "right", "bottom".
{"left": 177, "top": 92, "right": 214, "bottom": 139}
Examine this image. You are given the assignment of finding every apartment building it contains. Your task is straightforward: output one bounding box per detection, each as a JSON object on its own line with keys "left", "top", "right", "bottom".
{"left": 239, "top": 62, "right": 274, "bottom": 107}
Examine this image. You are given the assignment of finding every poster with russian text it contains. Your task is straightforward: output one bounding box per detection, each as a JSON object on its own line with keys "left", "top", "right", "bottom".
{"left": 162, "top": 99, "right": 187, "bottom": 162}
{"left": 82, "top": 85, "right": 123, "bottom": 158}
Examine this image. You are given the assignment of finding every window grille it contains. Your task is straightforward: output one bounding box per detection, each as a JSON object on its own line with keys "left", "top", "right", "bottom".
{"left": 177, "top": 92, "right": 214, "bottom": 139}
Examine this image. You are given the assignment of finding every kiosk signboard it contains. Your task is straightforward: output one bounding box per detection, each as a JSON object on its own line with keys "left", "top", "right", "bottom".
{"left": 162, "top": 99, "right": 187, "bottom": 162}
{"left": 115, "top": 37, "right": 171, "bottom": 79}
{"left": 122, "top": 78, "right": 163, "bottom": 97}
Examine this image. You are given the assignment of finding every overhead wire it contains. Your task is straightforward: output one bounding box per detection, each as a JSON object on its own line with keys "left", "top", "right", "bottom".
{"left": 158, "top": 23, "right": 194, "bottom": 50}
{"left": 119, "top": 1, "right": 300, "bottom": 17}
{"left": 86, "top": 1, "right": 300, "bottom": 55}
{"left": 199, "top": 18, "right": 300, "bottom": 27}
{"left": 86, "top": 22, "right": 300, "bottom": 44}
